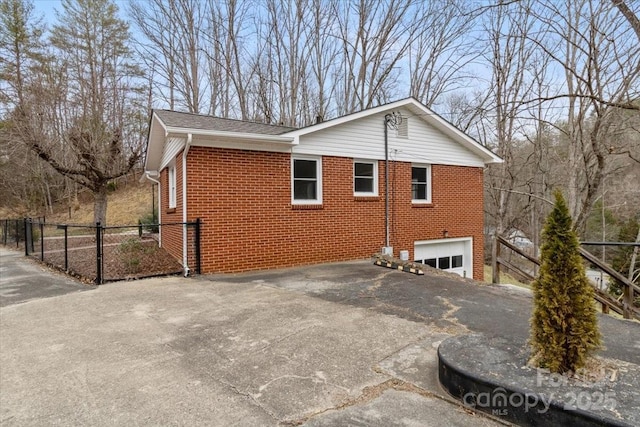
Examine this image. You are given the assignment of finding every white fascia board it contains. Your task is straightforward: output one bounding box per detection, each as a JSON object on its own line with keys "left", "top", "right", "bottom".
{"left": 284, "top": 98, "right": 414, "bottom": 137}
{"left": 417, "top": 106, "right": 503, "bottom": 165}
{"left": 155, "top": 112, "right": 169, "bottom": 135}
{"left": 165, "top": 126, "right": 296, "bottom": 145}
{"left": 414, "top": 236, "right": 473, "bottom": 246}
{"left": 144, "top": 112, "right": 170, "bottom": 172}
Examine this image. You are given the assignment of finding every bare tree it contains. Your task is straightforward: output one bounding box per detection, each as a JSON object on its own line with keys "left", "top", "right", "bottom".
{"left": 0, "top": 0, "right": 68, "bottom": 214}
{"left": 129, "top": 0, "right": 207, "bottom": 113}
{"left": 210, "top": 0, "right": 256, "bottom": 120}
{"left": 203, "top": 0, "right": 227, "bottom": 117}
{"left": 126, "top": 0, "right": 489, "bottom": 125}
{"left": 0, "top": 0, "right": 43, "bottom": 107}
{"left": 6, "top": 0, "right": 146, "bottom": 225}
{"left": 612, "top": 0, "right": 640, "bottom": 41}
{"left": 306, "top": 0, "right": 339, "bottom": 123}
{"left": 172, "top": 0, "right": 206, "bottom": 114}
{"left": 333, "top": 0, "right": 419, "bottom": 114}
{"left": 253, "top": 0, "right": 314, "bottom": 126}
{"left": 408, "top": 0, "right": 478, "bottom": 108}
{"left": 481, "top": 0, "right": 539, "bottom": 243}
{"left": 531, "top": 0, "right": 640, "bottom": 231}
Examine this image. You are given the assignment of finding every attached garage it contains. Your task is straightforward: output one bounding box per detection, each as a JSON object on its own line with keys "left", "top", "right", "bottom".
{"left": 414, "top": 238, "right": 473, "bottom": 278}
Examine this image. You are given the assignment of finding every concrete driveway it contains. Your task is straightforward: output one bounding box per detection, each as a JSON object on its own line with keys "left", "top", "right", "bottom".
{"left": 0, "top": 247, "right": 92, "bottom": 307}
{"left": 226, "top": 262, "right": 640, "bottom": 364}
{"left": 1, "top": 258, "right": 501, "bottom": 426}
{"left": 2, "top": 256, "right": 638, "bottom": 426}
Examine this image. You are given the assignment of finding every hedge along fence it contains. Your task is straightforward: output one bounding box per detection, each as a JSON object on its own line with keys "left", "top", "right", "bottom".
{"left": 9, "top": 218, "right": 201, "bottom": 284}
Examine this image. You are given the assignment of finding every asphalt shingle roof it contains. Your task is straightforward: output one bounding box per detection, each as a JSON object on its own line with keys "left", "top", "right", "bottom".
{"left": 154, "top": 110, "right": 296, "bottom": 135}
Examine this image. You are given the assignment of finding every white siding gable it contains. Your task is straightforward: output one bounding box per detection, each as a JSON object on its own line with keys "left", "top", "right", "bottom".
{"left": 160, "top": 137, "right": 185, "bottom": 171}
{"left": 292, "top": 108, "right": 485, "bottom": 167}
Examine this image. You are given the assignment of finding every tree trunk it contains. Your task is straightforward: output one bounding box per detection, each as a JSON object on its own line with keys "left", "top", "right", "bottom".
{"left": 94, "top": 185, "right": 108, "bottom": 225}
{"left": 44, "top": 181, "right": 54, "bottom": 214}
{"left": 629, "top": 228, "right": 640, "bottom": 282}
{"left": 613, "top": 0, "right": 640, "bottom": 41}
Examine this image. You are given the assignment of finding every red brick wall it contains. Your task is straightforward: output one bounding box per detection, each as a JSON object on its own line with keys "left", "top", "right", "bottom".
{"left": 179, "top": 146, "right": 485, "bottom": 280}
{"left": 389, "top": 162, "right": 485, "bottom": 280}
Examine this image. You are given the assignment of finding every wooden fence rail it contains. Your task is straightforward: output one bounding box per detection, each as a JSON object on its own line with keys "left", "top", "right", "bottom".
{"left": 493, "top": 235, "right": 639, "bottom": 321}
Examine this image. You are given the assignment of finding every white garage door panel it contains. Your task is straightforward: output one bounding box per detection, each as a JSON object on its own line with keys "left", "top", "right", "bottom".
{"left": 415, "top": 241, "right": 464, "bottom": 258}
{"left": 414, "top": 238, "right": 472, "bottom": 278}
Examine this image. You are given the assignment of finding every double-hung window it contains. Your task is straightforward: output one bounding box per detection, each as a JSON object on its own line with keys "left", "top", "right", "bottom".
{"left": 168, "top": 164, "right": 177, "bottom": 208}
{"left": 292, "top": 156, "right": 322, "bottom": 204}
{"left": 411, "top": 164, "right": 431, "bottom": 203}
{"left": 354, "top": 160, "right": 378, "bottom": 196}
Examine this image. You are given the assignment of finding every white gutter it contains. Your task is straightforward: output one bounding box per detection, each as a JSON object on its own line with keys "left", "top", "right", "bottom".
{"left": 142, "top": 171, "right": 162, "bottom": 246}
{"left": 165, "top": 127, "right": 296, "bottom": 144}
{"left": 182, "top": 133, "right": 192, "bottom": 276}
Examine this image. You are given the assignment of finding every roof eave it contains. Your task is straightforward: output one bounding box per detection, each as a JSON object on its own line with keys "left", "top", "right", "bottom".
{"left": 144, "top": 112, "right": 169, "bottom": 173}
{"left": 283, "top": 98, "right": 416, "bottom": 137}
{"left": 165, "top": 126, "right": 296, "bottom": 144}
{"left": 484, "top": 156, "right": 504, "bottom": 165}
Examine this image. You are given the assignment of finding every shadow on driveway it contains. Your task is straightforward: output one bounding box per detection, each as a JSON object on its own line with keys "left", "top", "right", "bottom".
{"left": 212, "top": 260, "right": 640, "bottom": 365}
{"left": 0, "top": 247, "right": 92, "bottom": 307}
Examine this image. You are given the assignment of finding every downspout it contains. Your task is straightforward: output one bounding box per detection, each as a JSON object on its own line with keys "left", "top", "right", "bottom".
{"left": 384, "top": 118, "right": 390, "bottom": 249}
{"left": 182, "top": 133, "right": 192, "bottom": 276}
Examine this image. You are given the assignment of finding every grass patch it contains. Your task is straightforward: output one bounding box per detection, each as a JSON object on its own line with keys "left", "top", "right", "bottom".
{"left": 483, "top": 265, "right": 531, "bottom": 289}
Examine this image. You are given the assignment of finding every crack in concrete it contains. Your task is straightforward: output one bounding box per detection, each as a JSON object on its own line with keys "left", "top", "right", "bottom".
{"left": 374, "top": 333, "right": 435, "bottom": 364}
{"left": 256, "top": 373, "right": 350, "bottom": 395}
{"left": 142, "top": 317, "right": 281, "bottom": 423}
{"left": 256, "top": 323, "right": 318, "bottom": 354}
{"left": 356, "top": 272, "right": 473, "bottom": 336}
{"left": 435, "top": 296, "right": 470, "bottom": 334}
{"left": 373, "top": 301, "right": 433, "bottom": 322}
{"left": 359, "top": 270, "right": 395, "bottom": 298}
{"left": 280, "top": 377, "right": 505, "bottom": 426}
{"left": 357, "top": 270, "right": 444, "bottom": 325}
{"left": 214, "top": 377, "right": 281, "bottom": 423}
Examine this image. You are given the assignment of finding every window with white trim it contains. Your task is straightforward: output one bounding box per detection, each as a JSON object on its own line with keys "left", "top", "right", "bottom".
{"left": 414, "top": 255, "right": 463, "bottom": 271}
{"left": 354, "top": 160, "right": 378, "bottom": 196}
{"left": 411, "top": 164, "right": 431, "bottom": 203}
{"left": 292, "top": 156, "right": 322, "bottom": 204}
{"left": 168, "top": 164, "right": 177, "bottom": 208}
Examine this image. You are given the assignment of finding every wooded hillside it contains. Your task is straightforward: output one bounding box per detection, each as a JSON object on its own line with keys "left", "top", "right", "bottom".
{"left": 1, "top": 0, "right": 638, "bottom": 246}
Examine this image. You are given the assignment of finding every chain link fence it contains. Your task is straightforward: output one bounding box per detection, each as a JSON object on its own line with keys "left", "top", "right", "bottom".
{"left": 1, "top": 217, "right": 43, "bottom": 249}
{"left": 3, "top": 218, "right": 201, "bottom": 284}
{"left": 1, "top": 218, "right": 22, "bottom": 248}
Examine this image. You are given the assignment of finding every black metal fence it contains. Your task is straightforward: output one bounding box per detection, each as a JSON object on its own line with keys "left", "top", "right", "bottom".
{"left": 4, "top": 218, "right": 201, "bottom": 284}
{"left": 1, "top": 217, "right": 44, "bottom": 248}
{"left": 1, "top": 218, "right": 22, "bottom": 248}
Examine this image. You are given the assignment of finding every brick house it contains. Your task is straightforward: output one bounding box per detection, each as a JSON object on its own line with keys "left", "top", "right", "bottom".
{"left": 143, "top": 97, "right": 501, "bottom": 280}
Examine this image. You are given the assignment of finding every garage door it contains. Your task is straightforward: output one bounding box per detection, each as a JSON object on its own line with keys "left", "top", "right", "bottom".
{"left": 414, "top": 238, "right": 472, "bottom": 278}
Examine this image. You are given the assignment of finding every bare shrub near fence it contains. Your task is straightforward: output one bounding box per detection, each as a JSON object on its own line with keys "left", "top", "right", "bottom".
{"left": 102, "top": 226, "right": 183, "bottom": 281}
